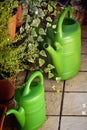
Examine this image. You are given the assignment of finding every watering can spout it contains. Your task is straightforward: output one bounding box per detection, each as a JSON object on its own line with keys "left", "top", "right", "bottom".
{"left": 44, "top": 43, "right": 62, "bottom": 76}
{"left": 44, "top": 43, "right": 56, "bottom": 57}
{"left": 6, "top": 107, "right": 25, "bottom": 128}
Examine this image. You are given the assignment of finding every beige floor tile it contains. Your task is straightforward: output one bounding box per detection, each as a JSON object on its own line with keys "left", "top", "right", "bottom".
{"left": 25, "top": 72, "right": 64, "bottom": 92}
{"left": 61, "top": 116, "right": 87, "bottom": 130}
{"left": 44, "top": 78, "right": 64, "bottom": 92}
{"left": 65, "top": 72, "right": 87, "bottom": 91}
{"left": 81, "top": 25, "right": 87, "bottom": 39}
{"left": 15, "top": 71, "right": 27, "bottom": 88}
{"left": 45, "top": 92, "right": 62, "bottom": 115}
{"left": 62, "top": 93, "right": 87, "bottom": 115}
{"left": 81, "top": 55, "right": 87, "bottom": 71}
{"left": 39, "top": 116, "right": 59, "bottom": 130}
{"left": 81, "top": 39, "right": 87, "bottom": 54}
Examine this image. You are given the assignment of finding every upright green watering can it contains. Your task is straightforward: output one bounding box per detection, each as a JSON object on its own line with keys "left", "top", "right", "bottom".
{"left": 6, "top": 71, "right": 46, "bottom": 130}
{"left": 44, "top": 6, "right": 81, "bottom": 80}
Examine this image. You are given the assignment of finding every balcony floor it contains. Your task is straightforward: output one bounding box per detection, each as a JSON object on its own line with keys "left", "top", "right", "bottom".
{"left": 39, "top": 25, "right": 87, "bottom": 130}
{"left": 3, "top": 25, "right": 87, "bottom": 130}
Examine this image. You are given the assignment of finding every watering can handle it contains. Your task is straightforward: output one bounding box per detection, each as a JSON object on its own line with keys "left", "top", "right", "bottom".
{"left": 22, "top": 71, "right": 43, "bottom": 97}
{"left": 57, "top": 6, "right": 73, "bottom": 38}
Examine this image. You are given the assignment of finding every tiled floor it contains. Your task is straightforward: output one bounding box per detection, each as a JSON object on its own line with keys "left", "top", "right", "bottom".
{"left": 39, "top": 25, "right": 87, "bottom": 130}
{"left": 3, "top": 25, "right": 87, "bottom": 130}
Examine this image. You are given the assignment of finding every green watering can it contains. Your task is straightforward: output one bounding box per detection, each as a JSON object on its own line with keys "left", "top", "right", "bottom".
{"left": 6, "top": 71, "right": 46, "bottom": 130}
{"left": 44, "top": 6, "right": 81, "bottom": 80}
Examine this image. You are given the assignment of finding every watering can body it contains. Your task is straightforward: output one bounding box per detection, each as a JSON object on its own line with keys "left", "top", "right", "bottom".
{"left": 45, "top": 6, "right": 81, "bottom": 80}
{"left": 6, "top": 71, "right": 46, "bottom": 130}
{"left": 20, "top": 82, "right": 46, "bottom": 130}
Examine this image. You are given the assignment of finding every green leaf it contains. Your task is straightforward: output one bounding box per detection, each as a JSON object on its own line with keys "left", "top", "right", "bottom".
{"left": 55, "top": 77, "right": 61, "bottom": 83}
{"left": 51, "top": 85, "right": 56, "bottom": 91}
{"left": 46, "top": 22, "right": 51, "bottom": 28}
{"left": 40, "top": 50, "right": 47, "bottom": 57}
{"left": 20, "top": 26, "right": 24, "bottom": 34}
{"left": 44, "top": 64, "right": 55, "bottom": 73}
{"left": 52, "top": 24, "right": 57, "bottom": 29}
{"left": 26, "top": 15, "right": 32, "bottom": 23}
{"left": 48, "top": 72, "right": 54, "bottom": 78}
{"left": 53, "top": 10, "right": 57, "bottom": 16}
{"left": 48, "top": 5, "right": 53, "bottom": 12}
{"left": 44, "top": 67, "right": 49, "bottom": 73}
{"left": 23, "top": 8, "right": 28, "bottom": 16}
{"left": 39, "top": 28, "right": 46, "bottom": 35}
{"left": 50, "top": 1, "right": 57, "bottom": 8}
{"left": 25, "top": 22, "right": 30, "bottom": 31}
{"left": 47, "top": 64, "right": 55, "bottom": 70}
{"left": 56, "top": 89, "right": 60, "bottom": 93}
{"left": 46, "top": 17, "right": 52, "bottom": 22}
{"left": 39, "top": 58, "right": 45, "bottom": 66}
{"left": 38, "top": 8, "right": 45, "bottom": 18}
{"left": 31, "top": 28, "right": 37, "bottom": 37}
{"left": 37, "top": 36, "right": 43, "bottom": 42}
{"left": 41, "top": 2, "right": 47, "bottom": 7}
{"left": 31, "top": 18, "right": 40, "bottom": 27}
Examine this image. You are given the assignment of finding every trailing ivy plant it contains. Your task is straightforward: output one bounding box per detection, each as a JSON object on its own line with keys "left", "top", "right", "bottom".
{"left": 18, "top": 0, "right": 61, "bottom": 79}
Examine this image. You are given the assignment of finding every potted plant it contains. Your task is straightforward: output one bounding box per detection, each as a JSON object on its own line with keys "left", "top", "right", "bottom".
{"left": 0, "top": 0, "right": 62, "bottom": 89}
{"left": 16, "top": 3, "right": 24, "bottom": 27}
{"left": 17, "top": 0, "right": 61, "bottom": 79}
{"left": 0, "top": 0, "right": 19, "bottom": 42}
{"left": 0, "top": 43, "right": 26, "bottom": 85}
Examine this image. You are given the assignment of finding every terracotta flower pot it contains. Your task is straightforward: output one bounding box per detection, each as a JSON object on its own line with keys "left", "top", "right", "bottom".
{"left": 0, "top": 104, "right": 7, "bottom": 130}
{"left": 0, "top": 79, "right": 15, "bottom": 130}
{"left": 0, "top": 79, "right": 15, "bottom": 104}
{"left": 16, "top": 4, "right": 24, "bottom": 27}
{"left": 8, "top": 14, "right": 17, "bottom": 40}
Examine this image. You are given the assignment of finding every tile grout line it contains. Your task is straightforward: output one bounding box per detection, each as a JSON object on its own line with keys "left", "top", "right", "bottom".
{"left": 80, "top": 70, "right": 87, "bottom": 72}
{"left": 81, "top": 37, "right": 87, "bottom": 40}
{"left": 59, "top": 115, "right": 87, "bottom": 117}
{"left": 81, "top": 53, "right": 87, "bottom": 55}
{"left": 23, "top": 70, "right": 30, "bottom": 82}
{"left": 64, "top": 91, "right": 87, "bottom": 93}
{"left": 58, "top": 80, "right": 66, "bottom": 130}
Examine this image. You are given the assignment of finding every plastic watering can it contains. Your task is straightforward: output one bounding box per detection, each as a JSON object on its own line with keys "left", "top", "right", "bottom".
{"left": 44, "top": 6, "right": 81, "bottom": 80}
{"left": 6, "top": 71, "right": 46, "bottom": 130}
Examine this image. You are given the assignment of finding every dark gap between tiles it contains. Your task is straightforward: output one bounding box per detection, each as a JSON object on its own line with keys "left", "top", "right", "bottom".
{"left": 81, "top": 53, "right": 87, "bottom": 55}
{"left": 58, "top": 80, "right": 66, "bottom": 130}
{"left": 24, "top": 70, "right": 31, "bottom": 81}
{"left": 81, "top": 37, "right": 87, "bottom": 39}
{"left": 45, "top": 90, "right": 55, "bottom": 92}
{"left": 45, "top": 90, "right": 63, "bottom": 92}
{"left": 45, "top": 90, "right": 57, "bottom": 92}
{"left": 79, "top": 70, "right": 87, "bottom": 72}
{"left": 60, "top": 115, "right": 87, "bottom": 117}
{"left": 64, "top": 91, "right": 87, "bottom": 93}
{"left": 46, "top": 115, "right": 60, "bottom": 117}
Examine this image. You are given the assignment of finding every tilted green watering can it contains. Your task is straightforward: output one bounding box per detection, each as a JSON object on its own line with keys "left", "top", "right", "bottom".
{"left": 6, "top": 71, "right": 46, "bottom": 130}
{"left": 44, "top": 6, "right": 81, "bottom": 80}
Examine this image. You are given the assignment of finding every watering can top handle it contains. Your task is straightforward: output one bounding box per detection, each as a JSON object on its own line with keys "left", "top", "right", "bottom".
{"left": 57, "top": 6, "right": 73, "bottom": 38}
{"left": 22, "top": 71, "right": 43, "bottom": 97}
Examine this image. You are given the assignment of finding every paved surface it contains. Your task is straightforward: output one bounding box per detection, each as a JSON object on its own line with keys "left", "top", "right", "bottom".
{"left": 39, "top": 25, "right": 87, "bottom": 130}
{"left": 3, "top": 25, "right": 87, "bottom": 130}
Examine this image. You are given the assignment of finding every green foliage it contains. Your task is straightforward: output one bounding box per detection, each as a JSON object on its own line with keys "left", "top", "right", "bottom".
{"left": 0, "top": 44, "right": 26, "bottom": 78}
{"left": 17, "top": 0, "right": 60, "bottom": 78}
{"left": 0, "top": 0, "right": 18, "bottom": 46}
{"left": 0, "top": 0, "right": 61, "bottom": 79}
